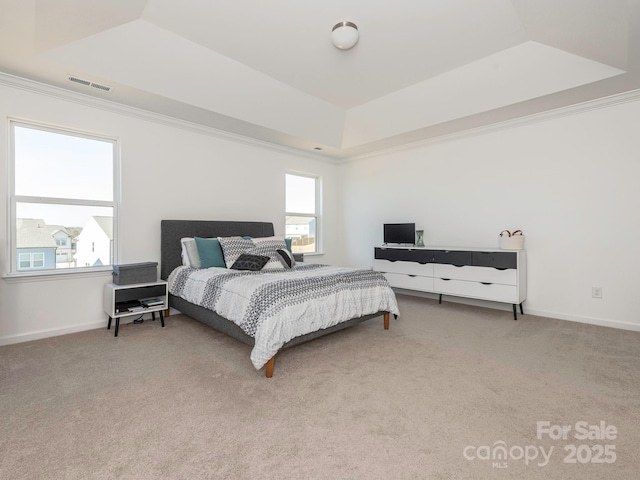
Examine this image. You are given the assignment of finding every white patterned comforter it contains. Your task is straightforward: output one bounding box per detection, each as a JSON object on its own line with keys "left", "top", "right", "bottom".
{"left": 167, "top": 264, "right": 400, "bottom": 369}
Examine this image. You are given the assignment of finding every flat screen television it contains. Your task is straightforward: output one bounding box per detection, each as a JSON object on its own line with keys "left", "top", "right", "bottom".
{"left": 384, "top": 223, "right": 415, "bottom": 245}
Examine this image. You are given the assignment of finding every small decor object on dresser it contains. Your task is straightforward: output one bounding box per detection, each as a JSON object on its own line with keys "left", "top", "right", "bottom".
{"left": 499, "top": 230, "right": 525, "bottom": 250}
{"left": 416, "top": 230, "right": 425, "bottom": 247}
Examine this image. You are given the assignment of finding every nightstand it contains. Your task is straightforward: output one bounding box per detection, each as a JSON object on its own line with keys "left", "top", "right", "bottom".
{"left": 104, "top": 280, "right": 168, "bottom": 337}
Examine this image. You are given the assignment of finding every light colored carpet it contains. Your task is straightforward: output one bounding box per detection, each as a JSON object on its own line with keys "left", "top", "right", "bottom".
{"left": 1, "top": 294, "right": 639, "bottom": 479}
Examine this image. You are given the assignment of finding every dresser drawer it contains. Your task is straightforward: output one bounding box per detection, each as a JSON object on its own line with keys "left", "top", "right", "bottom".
{"left": 374, "top": 259, "right": 434, "bottom": 277}
{"left": 472, "top": 251, "right": 517, "bottom": 269}
{"left": 384, "top": 272, "right": 435, "bottom": 292}
{"left": 434, "top": 264, "right": 517, "bottom": 285}
{"left": 433, "top": 250, "right": 472, "bottom": 266}
{"left": 375, "top": 247, "right": 434, "bottom": 263}
{"left": 434, "top": 278, "right": 518, "bottom": 303}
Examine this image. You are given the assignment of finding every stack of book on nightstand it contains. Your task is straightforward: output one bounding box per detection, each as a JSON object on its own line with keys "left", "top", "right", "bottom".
{"left": 141, "top": 298, "right": 164, "bottom": 308}
{"left": 115, "top": 300, "right": 142, "bottom": 314}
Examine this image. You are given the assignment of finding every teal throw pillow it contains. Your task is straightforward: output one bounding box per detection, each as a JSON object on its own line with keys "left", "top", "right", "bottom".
{"left": 194, "top": 237, "right": 226, "bottom": 268}
{"left": 285, "top": 238, "right": 293, "bottom": 253}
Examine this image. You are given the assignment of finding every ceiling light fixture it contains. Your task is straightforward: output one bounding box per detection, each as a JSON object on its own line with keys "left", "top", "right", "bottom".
{"left": 331, "top": 21, "right": 359, "bottom": 50}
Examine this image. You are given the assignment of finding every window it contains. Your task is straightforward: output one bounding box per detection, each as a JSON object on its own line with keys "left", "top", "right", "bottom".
{"left": 18, "top": 252, "right": 45, "bottom": 270}
{"left": 285, "top": 173, "right": 320, "bottom": 254}
{"left": 10, "top": 121, "right": 118, "bottom": 274}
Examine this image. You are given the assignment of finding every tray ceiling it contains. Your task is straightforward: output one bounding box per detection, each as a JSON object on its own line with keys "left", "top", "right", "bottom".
{"left": 1, "top": 0, "right": 638, "bottom": 159}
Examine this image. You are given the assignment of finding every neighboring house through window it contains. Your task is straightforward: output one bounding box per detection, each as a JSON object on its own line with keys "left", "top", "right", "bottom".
{"left": 285, "top": 173, "right": 321, "bottom": 254}
{"left": 15, "top": 219, "right": 57, "bottom": 270}
{"left": 9, "top": 121, "right": 118, "bottom": 274}
{"left": 75, "top": 217, "right": 113, "bottom": 267}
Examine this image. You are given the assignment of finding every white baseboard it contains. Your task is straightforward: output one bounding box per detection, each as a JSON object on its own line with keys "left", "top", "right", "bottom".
{"left": 0, "top": 314, "right": 163, "bottom": 346}
{"left": 0, "top": 308, "right": 181, "bottom": 347}
{"left": 393, "top": 288, "right": 640, "bottom": 332}
{"left": 0, "top": 321, "right": 105, "bottom": 346}
{"left": 523, "top": 308, "right": 640, "bottom": 332}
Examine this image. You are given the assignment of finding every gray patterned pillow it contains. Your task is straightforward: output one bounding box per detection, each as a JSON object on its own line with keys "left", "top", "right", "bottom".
{"left": 217, "top": 236, "right": 254, "bottom": 268}
{"left": 250, "top": 237, "right": 289, "bottom": 270}
{"left": 246, "top": 245, "right": 285, "bottom": 271}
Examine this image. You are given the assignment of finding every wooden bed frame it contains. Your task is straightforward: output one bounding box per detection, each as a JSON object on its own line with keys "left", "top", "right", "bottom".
{"left": 160, "top": 220, "right": 390, "bottom": 377}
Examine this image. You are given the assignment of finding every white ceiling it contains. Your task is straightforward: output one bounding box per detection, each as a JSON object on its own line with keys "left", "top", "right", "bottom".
{"left": 1, "top": 0, "right": 638, "bottom": 159}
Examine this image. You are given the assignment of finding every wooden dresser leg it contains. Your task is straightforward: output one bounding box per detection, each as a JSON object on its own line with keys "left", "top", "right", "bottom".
{"left": 265, "top": 357, "right": 275, "bottom": 378}
{"left": 384, "top": 313, "right": 390, "bottom": 330}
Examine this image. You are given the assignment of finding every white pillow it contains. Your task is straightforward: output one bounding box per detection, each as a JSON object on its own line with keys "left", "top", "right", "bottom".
{"left": 180, "top": 237, "right": 201, "bottom": 268}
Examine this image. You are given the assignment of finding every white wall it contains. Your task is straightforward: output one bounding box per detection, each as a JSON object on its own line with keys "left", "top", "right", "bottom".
{"left": 339, "top": 96, "right": 640, "bottom": 331}
{"left": 0, "top": 79, "right": 342, "bottom": 344}
{"left": 2, "top": 76, "right": 639, "bottom": 344}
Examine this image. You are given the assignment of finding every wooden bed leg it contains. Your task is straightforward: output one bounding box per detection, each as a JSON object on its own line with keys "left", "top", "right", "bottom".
{"left": 164, "top": 308, "right": 170, "bottom": 318}
{"left": 265, "top": 357, "right": 275, "bottom": 378}
{"left": 384, "top": 313, "right": 390, "bottom": 330}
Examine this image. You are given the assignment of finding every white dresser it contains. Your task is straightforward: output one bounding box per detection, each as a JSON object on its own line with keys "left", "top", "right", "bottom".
{"left": 374, "top": 246, "right": 527, "bottom": 319}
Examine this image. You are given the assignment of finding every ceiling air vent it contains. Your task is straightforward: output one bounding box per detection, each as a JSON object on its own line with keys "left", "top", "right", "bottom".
{"left": 67, "top": 75, "right": 113, "bottom": 93}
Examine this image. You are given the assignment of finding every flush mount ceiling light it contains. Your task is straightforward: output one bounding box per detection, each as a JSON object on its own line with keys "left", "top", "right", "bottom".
{"left": 331, "top": 21, "right": 359, "bottom": 50}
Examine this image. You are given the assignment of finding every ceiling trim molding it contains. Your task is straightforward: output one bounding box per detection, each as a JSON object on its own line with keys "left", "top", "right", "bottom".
{"left": 0, "top": 72, "right": 340, "bottom": 165}
{"left": 2, "top": 71, "right": 639, "bottom": 164}
{"left": 343, "top": 87, "right": 640, "bottom": 163}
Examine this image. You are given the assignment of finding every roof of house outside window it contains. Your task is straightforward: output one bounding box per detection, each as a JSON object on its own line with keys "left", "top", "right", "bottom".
{"left": 16, "top": 219, "right": 57, "bottom": 249}
{"left": 92, "top": 216, "right": 113, "bottom": 240}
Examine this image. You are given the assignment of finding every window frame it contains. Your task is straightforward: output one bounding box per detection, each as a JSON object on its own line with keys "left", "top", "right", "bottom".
{"left": 285, "top": 171, "right": 322, "bottom": 255}
{"left": 7, "top": 119, "right": 120, "bottom": 278}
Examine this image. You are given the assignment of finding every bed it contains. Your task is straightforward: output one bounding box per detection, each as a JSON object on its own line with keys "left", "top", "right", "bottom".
{"left": 161, "top": 220, "right": 399, "bottom": 377}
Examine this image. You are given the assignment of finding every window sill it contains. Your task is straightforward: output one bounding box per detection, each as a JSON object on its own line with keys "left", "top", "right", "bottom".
{"left": 3, "top": 267, "right": 114, "bottom": 283}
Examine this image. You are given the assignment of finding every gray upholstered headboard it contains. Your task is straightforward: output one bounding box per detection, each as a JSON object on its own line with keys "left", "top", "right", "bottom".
{"left": 160, "top": 220, "right": 275, "bottom": 280}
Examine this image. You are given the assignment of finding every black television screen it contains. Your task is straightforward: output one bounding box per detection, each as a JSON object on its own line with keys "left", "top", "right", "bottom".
{"left": 384, "top": 223, "right": 415, "bottom": 245}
